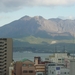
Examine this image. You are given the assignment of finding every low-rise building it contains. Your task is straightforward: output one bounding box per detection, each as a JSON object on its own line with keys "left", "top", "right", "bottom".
{"left": 14, "top": 59, "right": 35, "bottom": 75}
{"left": 45, "top": 52, "right": 75, "bottom": 68}
{"left": 9, "top": 62, "right": 14, "bottom": 75}
{"left": 34, "top": 57, "right": 51, "bottom": 75}
{"left": 45, "top": 63, "right": 69, "bottom": 75}
{"left": 34, "top": 57, "right": 45, "bottom": 74}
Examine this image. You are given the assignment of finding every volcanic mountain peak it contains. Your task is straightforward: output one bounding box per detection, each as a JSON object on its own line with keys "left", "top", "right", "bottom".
{"left": 33, "top": 16, "right": 44, "bottom": 19}
{"left": 0, "top": 15, "right": 74, "bottom": 39}
{"left": 20, "top": 15, "right": 31, "bottom": 21}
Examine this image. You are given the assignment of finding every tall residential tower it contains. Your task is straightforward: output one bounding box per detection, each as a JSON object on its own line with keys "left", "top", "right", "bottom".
{"left": 0, "top": 38, "right": 13, "bottom": 75}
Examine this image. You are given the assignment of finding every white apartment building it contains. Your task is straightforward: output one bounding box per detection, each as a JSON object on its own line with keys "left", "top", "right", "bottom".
{"left": 45, "top": 52, "right": 75, "bottom": 63}
{"left": 45, "top": 52, "right": 75, "bottom": 68}
{"left": 45, "top": 63, "right": 69, "bottom": 75}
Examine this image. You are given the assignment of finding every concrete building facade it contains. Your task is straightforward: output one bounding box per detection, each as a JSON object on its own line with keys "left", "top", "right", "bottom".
{"left": 34, "top": 57, "right": 45, "bottom": 73}
{"left": 14, "top": 59, "right": 35, "bottom": 75}
{"left": 45, "top": 63, "right": 69, "bottom": 75}
{"left": 12, "top": 57, "right": 50, "bottom": 75}
{"left": 0, "top": 38, "right": 13, "bottom": 75}
{"left": 70, "top": 59, "right": 75, "bottom": 75}
{"left": 45, "top": 52, "right": 72, "bottom": 63}
{"left": 36, "top": 72, "right": 44, "bottom": 75}
{"left": 45, "top": 52, "right": 75, "bottom": 68}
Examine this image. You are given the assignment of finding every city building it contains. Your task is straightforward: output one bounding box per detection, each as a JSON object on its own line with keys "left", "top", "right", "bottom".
{"left": 9, "top": 55, "right": 73, "bottom": 75}
{"left": 35, "top": 64, "right": 45, "bottom": 73}
{"left": 14, "top": 59, "right": 35, "bottom": 75}
{"left": 11, "top": 57, "right": 51, "bottom": 75}
{"left": 34, "top": 57, "right": 41, "bottom": 65}
{"left": 70, "top": 59, "right": 75, "bottom": 75}
{"left": 36, "top": 72, "right": 44, "bottom": 75}
{"left": 45, "top": 63, "right": 69, "bottom": 75}
{"left": 34, "top": 57, "right": 50, "bottom": 75}
{"left": 9, "top": 62, "right": 14, "bottom": 75}
{"left": 45, "top": 52, "right": 70, "bottom": 63}
{"left": 45, "top": 52, "right": 75, "bottom": 68}
{"left": 34, "top": 57, "right": 45, "bottom": 74}
{"left": 0, "top": 38, "right": 13, "bottom": 75}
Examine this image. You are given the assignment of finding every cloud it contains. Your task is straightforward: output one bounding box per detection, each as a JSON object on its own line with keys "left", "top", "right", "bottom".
{"left": 58, "top": 16, "right": 75, "bottom": 20}
{"left": 67, "top": 16, "right": 75, "bottom": 20}
{"left": 51, "top": 41, "right": 57, "bottom": 44}
{"left": 0, "top": 0, "right": 75, "bottom": 12}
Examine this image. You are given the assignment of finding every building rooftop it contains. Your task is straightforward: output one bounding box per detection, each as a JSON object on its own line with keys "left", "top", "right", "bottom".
{"left": 21, "top": 58, "right": 33, "bottom": 62}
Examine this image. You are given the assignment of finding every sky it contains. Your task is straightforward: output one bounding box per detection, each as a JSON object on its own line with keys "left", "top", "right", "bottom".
{"left": 0, "top": 0, "right": 75, "bottom": 26}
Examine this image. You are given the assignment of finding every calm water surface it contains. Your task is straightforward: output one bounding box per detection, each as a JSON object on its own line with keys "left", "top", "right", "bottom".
{"left": 13, "top": 52, "right": 52, "bottom": 61}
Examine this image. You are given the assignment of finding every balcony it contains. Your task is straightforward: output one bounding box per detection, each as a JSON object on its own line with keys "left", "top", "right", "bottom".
{"left": 0, "top": 70, "right": 6, "bottom": 74}
{"left": 0, "top": 50, "right": 7, "bottom": 53}
{"left": 0, "top": 58, "right": 7, "bottom": 62}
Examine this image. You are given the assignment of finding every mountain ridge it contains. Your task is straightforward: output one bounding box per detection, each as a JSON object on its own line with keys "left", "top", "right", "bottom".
{"left": 0, "top": 15, "right": 75, "bottom": 39}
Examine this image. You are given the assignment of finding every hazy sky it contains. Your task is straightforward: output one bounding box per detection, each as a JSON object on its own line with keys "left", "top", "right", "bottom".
{"left": 0, "top": 0, "right": 75, "bottom": 26}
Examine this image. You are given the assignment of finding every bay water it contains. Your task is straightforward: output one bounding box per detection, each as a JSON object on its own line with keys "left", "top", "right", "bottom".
{"left": 13, "top": 51, "right": 52, "bottom": 62}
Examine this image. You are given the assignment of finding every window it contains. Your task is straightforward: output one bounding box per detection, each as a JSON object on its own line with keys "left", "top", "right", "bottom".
{"left": 0, "top": 42, "right": 3, "bottom": 44}
{"left": 5, "top": 44, "right": 7, "bottom": 45}
{"left": 23, "top": 70, "right": 27, "bottom": 73}
{"left": 4, "top": 66, "right": 6, "bottom": 68}
{"left": 22, "top": 64, "right": 26, "bottom": 67}
{"left": 5, "top": 50, "right": 7, "bottom": 52}
{"left": 0, "top": 48, "right": 3, "bottom": 50}
{"left": 58, "top": 59, "right": 61, "bottom": 60}
{"left": 48, "top": 64, "right": 56, "bottom": 66}
{"left": 4, "top": 73, "right": 6, "bottom": 75}
{"left": 0, "top": 44, "right": 3, "bottom": 46}
{"left": 5, "top": 53, "right": 7, "bottom": 55}
{"left": 29, "top": 64, "right": 33, "bottom": 67}
{"left": 5, "top": 47, "right": 7, "bottom": 48}
{"left": 64, "top": 72, "right": 66, "bottom": 74}
{"left": 38, "top": 74, "right": 42, "bottom": 75}
{"left": 29, "top": 70, "right": 33, "bottom": 73}
{"left": 52, "top": 72, "right": 54, "bottom": 74}
{"left": 5, "top": 60, "right": 6, "bottom": 62}
{"left": 50, "top": 70, "right": 51, "bottom": 73}
{"left": 56, "top": 67, "right": 60, "bottom": 70}
{"left": 5, "top": 56, "right": 6, "bottom": 58}
{"left": 58, "top": 59, "right": 61, "bottom": 63}
{"left": 68, "top": 72, "right": 69, "bottom": 74}
{"left": 5, "top": 63, "right": 6, "bottom": 65}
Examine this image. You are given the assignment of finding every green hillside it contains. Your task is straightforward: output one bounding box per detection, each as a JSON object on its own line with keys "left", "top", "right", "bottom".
{"left": 14, "top": 36, "right": 75, "bottom": 44}
{"left": 13, "top": 36, "right": 75, "bottom": 53}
